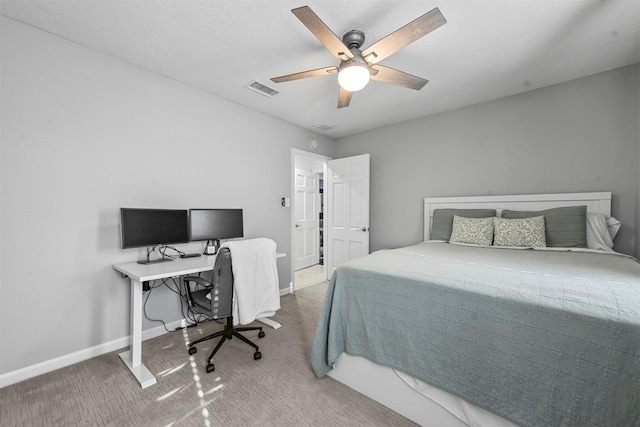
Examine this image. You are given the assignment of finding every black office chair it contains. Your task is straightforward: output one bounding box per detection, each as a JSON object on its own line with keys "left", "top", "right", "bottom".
{"left": 182, "top": 247, "right": 265, "bottom": 373}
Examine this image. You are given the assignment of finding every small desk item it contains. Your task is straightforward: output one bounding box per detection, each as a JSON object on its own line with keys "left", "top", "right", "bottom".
{"left": 113, "top": 251, "right": 285, "bottom": 389}
{"left": 180, "top": 253, "right": 201, "bottom": 258}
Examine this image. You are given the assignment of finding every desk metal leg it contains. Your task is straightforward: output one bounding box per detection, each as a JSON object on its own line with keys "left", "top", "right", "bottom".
{"left": 119, "top": 278, "right": 157, "bottom": 388}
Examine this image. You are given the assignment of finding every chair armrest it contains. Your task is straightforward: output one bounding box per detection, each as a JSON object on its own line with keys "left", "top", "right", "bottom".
{"left": 183, "top": 276, "right": 212, "bottom": 288}
{"left": 182, "top": 275, "right": 213, "bottom": 309}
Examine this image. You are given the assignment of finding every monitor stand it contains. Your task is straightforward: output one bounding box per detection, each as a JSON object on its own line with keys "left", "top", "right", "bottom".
{"left": 137, "top": 246, "right": 174, "bottom": 265}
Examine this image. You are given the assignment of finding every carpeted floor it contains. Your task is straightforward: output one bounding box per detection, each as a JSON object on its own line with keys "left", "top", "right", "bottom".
{"left": 0, "top": 282, "right": 416, "bottom": 426}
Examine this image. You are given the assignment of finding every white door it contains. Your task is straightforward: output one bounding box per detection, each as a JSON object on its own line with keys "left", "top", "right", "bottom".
{"left": 326, "top": 154, "right": 370, "bottom": 275}
{"left": 294, "top": 168, "right": 320, "bottom": 270}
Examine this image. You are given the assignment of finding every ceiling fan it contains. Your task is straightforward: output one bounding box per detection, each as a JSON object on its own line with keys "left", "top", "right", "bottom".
{"left": 271, "top": 6, "right": 446, "bottom": 108}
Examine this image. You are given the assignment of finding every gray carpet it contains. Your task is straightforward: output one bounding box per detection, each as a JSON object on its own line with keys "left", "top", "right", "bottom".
{"left": 0, "top": 282, "right": 416, "bottom": 426}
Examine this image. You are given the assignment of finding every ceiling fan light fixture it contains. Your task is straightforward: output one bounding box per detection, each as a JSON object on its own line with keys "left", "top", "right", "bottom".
{"left": 271, "top": 6, "right": 447, "bottom": 107}
{"left": 338, "top": 62, "right": 370, "bottom": 92}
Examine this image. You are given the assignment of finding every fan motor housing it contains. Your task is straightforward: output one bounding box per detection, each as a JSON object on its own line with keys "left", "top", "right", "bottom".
{"left": 342, "top": 30, "right": 365, "bottom": 49}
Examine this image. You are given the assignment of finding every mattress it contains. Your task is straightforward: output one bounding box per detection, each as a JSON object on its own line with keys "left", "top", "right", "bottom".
{"left": 311, "top": 242, "right": 640, "bottom": 427}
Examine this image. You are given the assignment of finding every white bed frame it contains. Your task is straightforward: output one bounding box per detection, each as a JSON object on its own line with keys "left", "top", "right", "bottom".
{"left": 328, "top": 192, "right": 613, "bottom": 427}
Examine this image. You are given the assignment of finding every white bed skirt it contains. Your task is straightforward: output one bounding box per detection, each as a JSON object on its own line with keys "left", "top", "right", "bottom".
{"left": 328, "top": 353, "right": 519, "bottom": 427}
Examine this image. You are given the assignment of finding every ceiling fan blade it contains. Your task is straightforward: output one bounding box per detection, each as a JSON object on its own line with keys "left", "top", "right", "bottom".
{"left": 362, "top": 7, "right": 446, "bottom": 65}
{"left": 271, "top": 66, "right": 338, "bottom": 83}
{"left": 338, "top": 87, "right": 352, "bottom": 108}
{"left": 370, "top": 65, "right": 428, "bottom": 90}
{"left": 292, "top": 6, "right": 354, "bottom": 61}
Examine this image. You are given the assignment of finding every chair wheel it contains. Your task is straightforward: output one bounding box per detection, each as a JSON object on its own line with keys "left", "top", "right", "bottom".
{"left": 188, "top": 347, "right": 197, "bottom": 355}
{"left": 206, "top": 363, "right": 215, "bottom": 373}
{"left": 258, "top": 331, "right": 265, "bottom": 338}
{"left": 254, "top": 351, "right": 262, "bottom": 360}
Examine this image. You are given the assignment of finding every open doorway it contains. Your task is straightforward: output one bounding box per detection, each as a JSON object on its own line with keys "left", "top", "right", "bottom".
{"left": 291, "top": 149, "right": 330, "bottom": 292}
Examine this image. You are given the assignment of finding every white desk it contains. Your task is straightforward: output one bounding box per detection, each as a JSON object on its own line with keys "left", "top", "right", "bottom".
{"left": 113, "top": 252, "right": 285, "bottom": 389}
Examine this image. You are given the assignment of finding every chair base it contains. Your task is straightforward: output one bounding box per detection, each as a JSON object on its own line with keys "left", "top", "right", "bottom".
{"left": 188, "top": 317, "right": 264, "bottom": 373}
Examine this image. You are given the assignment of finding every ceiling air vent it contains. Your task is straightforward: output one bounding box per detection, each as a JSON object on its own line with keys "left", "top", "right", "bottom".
{"left": 311, "top": 124, "right": 336, "bottom": 131}
{"left": 245, "top": 80, "right": 279, "bottom": 98}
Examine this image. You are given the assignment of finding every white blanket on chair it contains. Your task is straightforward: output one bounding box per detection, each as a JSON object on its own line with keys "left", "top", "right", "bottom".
{"left": 222, "top": 238, "right": 280, "bottom": 326}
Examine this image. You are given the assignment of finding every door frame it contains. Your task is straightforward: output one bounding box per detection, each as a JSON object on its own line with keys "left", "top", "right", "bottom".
{"left": 290, "top": 148, "right": 331, "bottom": 293}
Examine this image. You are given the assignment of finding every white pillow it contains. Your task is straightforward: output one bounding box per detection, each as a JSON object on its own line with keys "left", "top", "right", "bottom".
{"left": 586, "top": 212, "right": 621, "bottom": 251}
{"left": 449, "top": 215, "right": 494, "bottom": 246}
{"left": 607, "top": 216, "right": 622, "bottom": 238}
{"left": 493, "top": 216, "right": 546, "bottom": 248}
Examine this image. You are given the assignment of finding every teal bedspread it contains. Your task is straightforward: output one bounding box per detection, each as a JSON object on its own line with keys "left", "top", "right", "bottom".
{"left": 311, "top": 242, "right": 640, "bottom": 427}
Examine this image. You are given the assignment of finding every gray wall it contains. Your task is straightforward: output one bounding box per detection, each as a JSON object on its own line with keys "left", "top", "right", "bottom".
{"left": 0, "top": 18, "right": 335, "bottom": 375}
{"left": 335, "top": 65, "right": 640, "bottom": 257}
{"left": 637, "top": 66, "right": 640, "bottom": 259}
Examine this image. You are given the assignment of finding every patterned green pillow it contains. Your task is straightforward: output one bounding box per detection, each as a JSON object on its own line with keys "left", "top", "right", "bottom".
{"left": 493, "top": 216, "right": 546, "bottom": 247}
{"left": 449, "top": 215, "right": 494, "bottom": 246}
{"left": 430, "top": 208, "right": 497, "bottom": 240}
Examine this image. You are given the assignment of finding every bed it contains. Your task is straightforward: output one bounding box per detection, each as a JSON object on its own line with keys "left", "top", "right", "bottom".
{"left": 311, "top": 192, "right": 640, "bottom": 427}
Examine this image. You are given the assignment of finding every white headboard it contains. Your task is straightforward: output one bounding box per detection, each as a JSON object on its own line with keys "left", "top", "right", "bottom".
{"left": 424, "top": 192, "right": 612, "bottom": 241}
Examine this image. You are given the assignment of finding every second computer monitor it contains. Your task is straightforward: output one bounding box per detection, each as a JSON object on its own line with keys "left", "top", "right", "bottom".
{"left": 189, "top": 209, "right": 244, "bottom": 242}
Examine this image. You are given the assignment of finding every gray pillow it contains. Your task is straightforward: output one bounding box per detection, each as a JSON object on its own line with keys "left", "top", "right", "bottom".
{"left": 501, "top": 205, "right": 587, "bottom": 248}
{"left": 430, "top": 209, "right": 497, "bottom": 241}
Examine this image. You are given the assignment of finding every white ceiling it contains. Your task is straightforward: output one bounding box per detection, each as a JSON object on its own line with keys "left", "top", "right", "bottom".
{"left": 2, "top": 0, "right": 639, "bottom": 138}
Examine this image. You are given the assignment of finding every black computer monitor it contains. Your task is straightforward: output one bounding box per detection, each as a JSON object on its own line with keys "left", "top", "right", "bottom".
{"left": 120, "top": 208, "right": 189, "bottom": 250}
{"left": 189, "top": 209, "right": 244, "bottom": 242}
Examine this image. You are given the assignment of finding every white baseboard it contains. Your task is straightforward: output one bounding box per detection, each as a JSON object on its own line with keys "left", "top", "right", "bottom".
{"left": 280, "top": 285, "right": 293, "bottom": 296}
{"left": 1, "top": 287, "right": 294, "bottom": 389}
{"left": 0, "top": 320, "right": 183, "bottom": 389}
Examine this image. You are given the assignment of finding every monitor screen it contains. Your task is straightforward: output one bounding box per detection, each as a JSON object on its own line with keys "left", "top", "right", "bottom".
{"left": 189, "top": 209, "right": 244, "bottom": 242}
{"left": 120, "top": 208, "right": 189, "bottom": 249}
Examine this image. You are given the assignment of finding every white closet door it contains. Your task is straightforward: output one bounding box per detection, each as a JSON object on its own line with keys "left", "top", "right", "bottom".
{"left": 294, "top": 168, "right": 320, "bottom": 270}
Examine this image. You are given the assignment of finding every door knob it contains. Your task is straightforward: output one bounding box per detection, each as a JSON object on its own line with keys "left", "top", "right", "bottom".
{"left": 295, "top": 224, "right": 302, "bottom": 228}
{"left": 360, "top": 227, "right": 369, "bottom": 232}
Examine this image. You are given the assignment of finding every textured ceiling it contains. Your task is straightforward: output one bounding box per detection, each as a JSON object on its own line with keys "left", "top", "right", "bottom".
{"left": 2, "top": 0, "right": 639, "bottom": 138}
